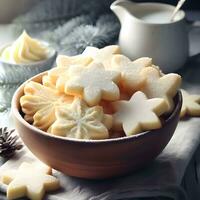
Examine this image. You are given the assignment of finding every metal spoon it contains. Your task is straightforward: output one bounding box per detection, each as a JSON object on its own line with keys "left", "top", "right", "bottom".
{"left": 170, "top": 0, "right": 187, "bottom": 22}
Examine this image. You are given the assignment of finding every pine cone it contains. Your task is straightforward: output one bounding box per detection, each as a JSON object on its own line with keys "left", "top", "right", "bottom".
{"left": 0, "top": 127, "right": 23, "bottom": 159}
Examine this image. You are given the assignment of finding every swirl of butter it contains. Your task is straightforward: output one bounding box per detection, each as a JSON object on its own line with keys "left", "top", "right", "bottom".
{"left": 1, "top": 31, "right": 48, "bottom": 64}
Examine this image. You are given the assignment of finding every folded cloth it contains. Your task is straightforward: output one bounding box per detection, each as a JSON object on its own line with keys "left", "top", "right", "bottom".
{"left": 0, "top": 114, "right": 199, "bottom": 200}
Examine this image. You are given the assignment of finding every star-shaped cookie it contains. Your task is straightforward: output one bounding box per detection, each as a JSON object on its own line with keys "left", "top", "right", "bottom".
{"left": 82, "top": 45, "right": 120, "bottom": 69}
{"left": 180, "top": 89, "right": 200, "bottom": 118}
{"left": 48, "top": 98, "right": 112, "bottom": 139}
{"left": 65, "top": 62, "right": 120, "bottom": 106}
{"left": 111, "top": 54, "right": 152, "bottom": 91}
{"left": 44, "top": 54, "right": 92, "bottom": 89}
{"left": 47, "top": 63, "right": 89, "bottom": 93}
{"left": 141, "top": 67, "right": 181, "bottom": 112}
{"left": 112, "top": 91, "right": 168, "bottom": 136}
{"left": 56, "top": 54, "right": 93, "bottom": 68}
{"left": 1, "top": 162, "right": 60, "bottom": 200}
{"left": 20, "top": 81, "right": 73, "bottom": 130}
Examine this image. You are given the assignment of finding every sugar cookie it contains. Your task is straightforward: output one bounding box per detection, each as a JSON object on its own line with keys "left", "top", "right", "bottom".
{"left": 56, "top": 54, "right": 93, "bottom": 68}
{"left": 82, "top": 45, "right": 120, "bottom": 69}
{"left": 141, "top": 67, "right": 181, "bottom": 112}
{"left": 47, "top": 67, "right": 69, "bottom": 87}
{"left": 48, "top": 98, "right": 112, "bottom": 139}
{"left": 111, "top": 55, "right": 152, "bottom": 91}
{"left": 48, "top": 64, "right": 88, "bottom": 93}
{"left": 42, "top": 75, "right": 56, "bottom": 89}
{"left": 180, "top": 89, "right": 200, "bottom": 118}
{"left": 65, "top": 62, "right": 120, "bottom": 106}
{"left": 20, "top": 81, "right": 73, "bottom": 130}
{"left": 1, "top": 162, "right": 60, "bottom": 200}
{"left": 112, "top": 91, "right": 168, "bottom": 135}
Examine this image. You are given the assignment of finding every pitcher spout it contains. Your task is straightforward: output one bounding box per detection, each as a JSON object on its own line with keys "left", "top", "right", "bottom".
{"left": 110, "top": 0, "right": 134, "bottom": 24}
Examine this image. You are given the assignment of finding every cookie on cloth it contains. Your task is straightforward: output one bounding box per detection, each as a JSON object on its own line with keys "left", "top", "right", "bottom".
{"left": 20, "top": 81, "right": 73, "bottom": 131}
{"left": 48, "top": 98, "right": 112, "bottom": 139}
{"left": 1, "top": 162, "right": 60, "bottom": 200}
{"left": 140, "top": 67, "right": 181, "bottom": 112}
{"left": 56, "top": 54, "right": 93, "bottom": 68}
{"left": 180, "top": 89, "right": 200, "bottom": 118}
{"left": 82, "top": 45, "right": 120, "bottom": 69}
{"left": 111, "top": 54, "right": 152, "bottom": 92}
{"left": 112, "top": 91, "right": 168, "bottom": 136}
{"left": 65, "top": 62, "right": 121, "bottom": 106}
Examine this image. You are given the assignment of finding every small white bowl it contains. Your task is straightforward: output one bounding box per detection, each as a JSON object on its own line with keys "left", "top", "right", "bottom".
{"left": 0, "top": 42, "right": 57, "bottom": 84}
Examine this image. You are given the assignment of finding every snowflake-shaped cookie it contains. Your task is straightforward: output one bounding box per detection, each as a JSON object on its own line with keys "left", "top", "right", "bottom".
{"left": 111, "top": 55, "right": 152, "bottom": 91}
{"left": 56, "top": 54, "right": 93, "bottom": 68}
{"left": 48, "top": 98, "right": 112, "bottom": 139}
{"left": 82, "top": 45, "right": 120, "bottom": 69}
{"left": 141, "top": 67, "right": 181, "bottom": 112}
{"left": 20, "top": 81, "right": 73, "bottom": 131}
{"left": 65, "top": 62, "right": 120, "bottom": 106}
{"left": 112, "top": 91, "right": 168, "bottom": 136}
{"left": 1, "top": 162, "right": 60, "bottom": 200}
{"left": 180, "top": 89, "right": 200, "bottom": 118}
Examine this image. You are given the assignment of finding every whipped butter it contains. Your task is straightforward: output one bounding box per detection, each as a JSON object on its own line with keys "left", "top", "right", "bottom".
{"left": 1, "top": 31, "right": 48, "bottom": 64}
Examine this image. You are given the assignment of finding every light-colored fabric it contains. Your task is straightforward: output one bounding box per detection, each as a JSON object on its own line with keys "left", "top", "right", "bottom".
{"left": 0, "top": 116, "right": 199, "bottom": 200}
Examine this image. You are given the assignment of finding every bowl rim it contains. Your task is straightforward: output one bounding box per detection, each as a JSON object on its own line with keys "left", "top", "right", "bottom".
{"left": 11, "top": 72, "right": 182, "bottom": 144}
{"left": 0, "top": 41, "right": 57, "bottom": 66}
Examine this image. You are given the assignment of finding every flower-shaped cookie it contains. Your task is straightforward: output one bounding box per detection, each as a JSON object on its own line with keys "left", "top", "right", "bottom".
{"left": 56, "top": 54, "right": 93, "bottom": 68}
{"left": 82, "top": 45, "right": 120, "bottom": 69}
{"left": 111, "top": 55, "right": 152, "bottom": 91}
{"left": 141, "top": 67, "right": 181, "bottom": 112}
{"left": 20, "top": 81, "right": 73, "bottom": 131}
{"left": 49, "top": 98, "right": 112, "bottom": 139}
{"left": 1, "top": 162, "right": 60, "bottom": 200}
{"left": 47, "top": 64, "right": 91, "bottom": 92}
{"left": 43, "top": 54, "right": 92, "bottom": 89}
{"left": 65, "top": 62, "right": 121, "bottom": 106}
{"left": 112, "top": 91, "right": 168, "bottom": 135}
{"left": 180, "top": 89, "right": 200, "bottom": 118}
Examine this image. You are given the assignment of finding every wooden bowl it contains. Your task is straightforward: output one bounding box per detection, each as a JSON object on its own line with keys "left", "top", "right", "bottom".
{"left": 11, "top": 72, "right": 182, "bottom": 179}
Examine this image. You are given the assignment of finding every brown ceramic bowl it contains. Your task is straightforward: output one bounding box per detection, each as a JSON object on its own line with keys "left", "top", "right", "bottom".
{"left": 11, "top": 72, "right": 182, "bottom": 179}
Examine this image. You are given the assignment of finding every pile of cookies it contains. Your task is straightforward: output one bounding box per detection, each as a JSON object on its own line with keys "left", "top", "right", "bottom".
{"left": 20, "top": 45, "right": 199, "bottom": 140}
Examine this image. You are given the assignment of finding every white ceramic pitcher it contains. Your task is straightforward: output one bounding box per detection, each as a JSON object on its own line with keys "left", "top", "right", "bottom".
{"left": 111, "top": 0, "right": 189, "bottom": 72}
